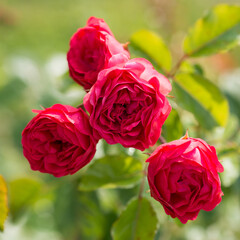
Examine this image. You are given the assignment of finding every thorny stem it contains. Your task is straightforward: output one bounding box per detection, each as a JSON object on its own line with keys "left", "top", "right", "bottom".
{"left": 153, "top": 54, "right": 189, "bottom": 148}
{"left": 146, "top": 135, "right": 167, "bottom": 155}
{"left": 159, "top": 135, "right": 167, "bottom": 144}
{"left": 167, "top": 54, "right": 188, "bottom": 78}
{"left": 77, "top": 103, "right": 86, "bottom": 112}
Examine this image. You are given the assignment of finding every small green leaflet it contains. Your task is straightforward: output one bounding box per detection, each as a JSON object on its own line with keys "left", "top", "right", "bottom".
{"left": 173, "top": 73, "right": 229, "bottom": 129}
{"left": 79, "top": 155, "right": 143, "bottom": 191}
{"left": 184, "top": 4, "right": 240, "bottom": 57}
{"left": 111, "top": 197, "right": 158, "bottom": 240}
{"left": 9, "top": 178, "right": 41, "bottom": 220}
{"left": 130, "top": 30, "right": 172, "bottom": 72}
{"left": 162, "top": 108, "right": 184, "bottom": 142}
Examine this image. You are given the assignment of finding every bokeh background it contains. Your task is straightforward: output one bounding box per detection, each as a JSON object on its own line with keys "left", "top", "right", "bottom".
{"left": 0, "top": 0, "right": 239, "bottom": 239}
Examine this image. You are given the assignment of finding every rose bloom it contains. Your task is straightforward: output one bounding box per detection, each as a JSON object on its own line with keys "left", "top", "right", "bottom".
{"left": 147, "top": 134, "right": 224, "bottom": 223}
{"left": 22, "top": 104, "right": 99, "bottom": 177}
{"left": 84, "top": 58, "right": 172, "bottom": 151}
{"left": 67, "top": 16, "right": 130, "bottom": 91}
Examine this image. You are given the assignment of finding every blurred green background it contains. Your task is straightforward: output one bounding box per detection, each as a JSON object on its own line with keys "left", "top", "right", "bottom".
{"left": 0, "top": 0, "right": 239, "bottom": 239}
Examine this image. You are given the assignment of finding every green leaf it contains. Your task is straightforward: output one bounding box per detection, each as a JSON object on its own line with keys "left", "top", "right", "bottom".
{"left": 180, "top": 61, "right": 205, "bottom": 76}
{"left": 54, "top": 181, "right": 80, "bottom": 238}
{"left": 0, "top": 175, "right": 8, "bottom": 231}
{"left": 225, "top": 92, "right": 240, "bottom": 119}
{"left": 111, "top": 197, "right": 158, "bottom": 240}
{"left": 184, "top": 4, "right": 240, "bottom": 57}
{"left": 54, "top": 181, "right": 116, "bottom": 240}
{"left": 79, "top": 156, "right": 143, "bottom": 191}
{"left": 9, "top": 178, "right": 41, "bottom": 220}
{"left": 163, "top": 108, "right": 184, "bottom": 142}
{"left": 78, "top": 191, "right": 116, "bottom": 240}
{"left": 173, "top": 73, "right": 229, "bottom": 129}
{"left": 130, "top": 30, "right": 172, "bottom": 71}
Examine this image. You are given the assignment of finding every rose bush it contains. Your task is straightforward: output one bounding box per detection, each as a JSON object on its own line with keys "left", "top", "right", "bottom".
{"left": 22, "top": 104, "right": 99, "bottom": 177}
{"left": 147, "top": 134, "right": 224, "bottom": 223}
{"left": 84, "top": 58, "right": 172, "bottom": 150}
{"left": 67, "top": 16, "right": 130, "bottom": 91}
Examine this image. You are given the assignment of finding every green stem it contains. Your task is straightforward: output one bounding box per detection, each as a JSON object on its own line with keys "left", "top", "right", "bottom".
{"left": 132, "top": 164, "right": 147, "bottom": 239}
{"left": 138, "top": 164, "right": 147, "bottom": 199}
{"left": 77, "top": 103, "right": 86, "bottom": 112}
{"left": 167, "top": 54, "right": 188, "bottom": 78}
{"left": 159, "top": 135, "right": 167, "bottom": 144}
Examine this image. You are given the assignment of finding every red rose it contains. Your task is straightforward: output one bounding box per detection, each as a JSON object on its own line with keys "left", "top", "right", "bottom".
{"left": 84, "top": 58, "right": 172, "bottom": 150}
{"left": 22, "top": 104, "right": 98, "bottom": 177}
{"left": 67, "top": 16, "right": 130, "bottom": 91}
{"left": 147, "top": 134, "right": 224, "bottom": 223}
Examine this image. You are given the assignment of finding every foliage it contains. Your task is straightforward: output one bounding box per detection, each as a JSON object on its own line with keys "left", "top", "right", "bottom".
{"left": 0, "top": 2, "right": 240, "bottom": 240}
{"left": 9, "top": 178, "right": 42, "bottom": 221}
{"left": 79, "top": 155, "right": 143, "bottom": 191}
{"left": 130, "top": 30, "right": 172, "bottom": 72}
{"left": 173, "top": 72, "right": 229, "bottom": 129}
{"left": 184, "top": 4, "right": 240, "bottom": 57}
{"left": 112, "top": 197, "right": 158, "bottom": 240}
